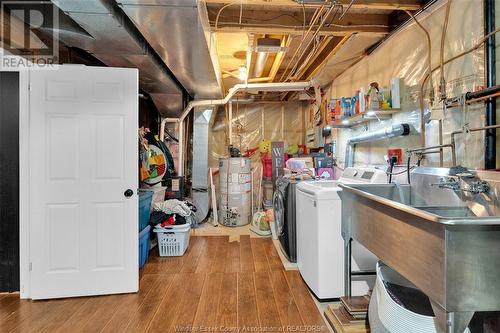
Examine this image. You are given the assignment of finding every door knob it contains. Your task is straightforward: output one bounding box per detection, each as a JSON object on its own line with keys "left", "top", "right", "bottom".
{"left": 124, "top": 189, "right": 134, "bottom": 197}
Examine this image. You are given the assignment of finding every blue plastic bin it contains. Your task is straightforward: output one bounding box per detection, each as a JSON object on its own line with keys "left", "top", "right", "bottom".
{"left": 139, "top": 225, "right": 151, "bottom": 268}
{"left": 138, "top": 189, "right": 153, "bottom": 231}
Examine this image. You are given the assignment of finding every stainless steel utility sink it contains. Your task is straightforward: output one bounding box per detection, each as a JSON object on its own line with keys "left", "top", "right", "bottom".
{"left": 339, "top": 167, "right": 500, "bottom": 333}
{"left": 416, "top": 206, "right": 476, "bottom": 218}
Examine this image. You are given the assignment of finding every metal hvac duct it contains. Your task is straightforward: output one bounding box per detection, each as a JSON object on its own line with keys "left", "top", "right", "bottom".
{"left": 191, "top": 107, "right": 214, "bottom": 222}
{"left": 118, "top": 0, "right": 222, "bottom": 99}
{"left": 51, "top": 0, "right": 185, "bottom": 117}
{"left": 345, "top": 124, "right": 411, "bottom": 167}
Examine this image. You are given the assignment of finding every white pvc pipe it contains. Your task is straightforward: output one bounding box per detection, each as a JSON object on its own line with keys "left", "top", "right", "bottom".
{"left": 160, "top": 80, "right": 313, "bottom": 176}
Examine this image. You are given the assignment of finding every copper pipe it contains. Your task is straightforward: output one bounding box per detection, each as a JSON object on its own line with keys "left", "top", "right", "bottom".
{"left": 278, "top": 6, "right": 324, "bottom": 82}
{"left": 285, "top": 4, "right": 338, "bottom": 82}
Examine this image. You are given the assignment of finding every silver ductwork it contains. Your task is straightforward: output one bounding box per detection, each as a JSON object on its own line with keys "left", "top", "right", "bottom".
{"left": 253, "top": 52, "right": 269, "bottom": 78}
{"left": 345, "top": 124, "right": 411, "bottom": 167}
{"left": 191, "top": 107, "right": 215, "bottom": 222}
{"left": 118, "top": 0, "right": 222, "bottom": 99}
{"left": 51, "top": 0, "right": 185, "bottom": 117}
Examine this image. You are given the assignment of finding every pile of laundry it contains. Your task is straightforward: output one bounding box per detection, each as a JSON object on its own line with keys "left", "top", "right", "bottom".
{"left": 150, "top": 199, "right": 197, "bottom": 228}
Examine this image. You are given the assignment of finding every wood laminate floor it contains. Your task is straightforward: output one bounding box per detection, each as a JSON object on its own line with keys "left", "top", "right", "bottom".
{"left": 0, "top": 236, "right": 329, "bottom": 332}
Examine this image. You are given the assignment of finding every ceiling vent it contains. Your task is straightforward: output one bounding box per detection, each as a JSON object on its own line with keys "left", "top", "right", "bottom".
{"left": 251, "top": 37, "right": 288, "bottom": 53}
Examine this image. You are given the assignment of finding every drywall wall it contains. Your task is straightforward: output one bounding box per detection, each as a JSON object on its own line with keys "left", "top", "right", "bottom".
{"left": 325, "top": 0, "right": 489, "bottom": 169}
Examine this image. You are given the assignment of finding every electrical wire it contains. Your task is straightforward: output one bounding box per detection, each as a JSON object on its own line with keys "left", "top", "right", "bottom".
{"left": 407, "top": 155, "right": 412, "bottom": 184}
{"left": 278, "top": 6, "right": 325, "bottom": 82}
{"left": 385, "top": 165, "right": 418, "bottom": 176}
{"left": 420, "top": 26, "right": 500, "bottom": 107}
{"left": 215, "top": 2, "right": 241, "bottom": 30}
{"left": 439, "top": 0, "right": 452, "bottom": 100}
{"left": 301, "top": 4, "right": 306, "bottom": 41}
{"left": 213, "top": 21, "right": 388, "bottom": 29}
{"left": 402, "top": 8, "right": 434, "bottom": 147}
{"left": 338, "top": 0, "right": 355, "bottom": 21}
{"left": 284, "top": 4, "right": 338, "bottom": 81}
{"left": 404, "top": 9, "right": 434, "bottom": 103}
{"left": 290, "top": 7, "right": 340, "bottom": 79}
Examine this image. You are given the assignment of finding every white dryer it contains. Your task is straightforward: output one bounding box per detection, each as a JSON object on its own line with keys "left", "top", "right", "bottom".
{"left": 296, "top": 167, "right": 387, "bottom": 300}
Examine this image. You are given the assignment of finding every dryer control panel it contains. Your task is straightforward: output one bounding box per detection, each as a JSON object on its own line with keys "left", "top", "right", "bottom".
{"left": 338, "top": 167, "right": 388, "bottom": 184}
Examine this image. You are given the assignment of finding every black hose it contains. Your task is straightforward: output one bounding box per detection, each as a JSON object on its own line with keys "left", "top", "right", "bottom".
{"left": 407, "top": 155, "right": 412, "bottom": 185}
{"left": 388, "top": 156, "right": 397, "bottom": 183}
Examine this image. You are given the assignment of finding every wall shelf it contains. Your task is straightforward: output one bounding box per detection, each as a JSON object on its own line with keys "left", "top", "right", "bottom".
{"left": 329, "top": 109, "right": 401, "bottom": 128}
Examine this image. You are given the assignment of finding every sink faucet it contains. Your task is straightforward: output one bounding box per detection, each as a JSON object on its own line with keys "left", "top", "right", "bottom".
{"left": 431, "top": 177, "right": 461, "bottom": 191}
{"left": 431, "top": 176, "right": 490, "bottom": 195}
{"left": 465, "top": 181, "right": 490, "bottom": 195}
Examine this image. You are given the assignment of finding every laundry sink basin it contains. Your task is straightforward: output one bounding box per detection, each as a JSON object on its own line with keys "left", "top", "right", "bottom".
{"left": 415, "top": 206, "right": 476, "bottom": 218}
{"left": 339, "top": 167, "right": 500, "bottom": 333}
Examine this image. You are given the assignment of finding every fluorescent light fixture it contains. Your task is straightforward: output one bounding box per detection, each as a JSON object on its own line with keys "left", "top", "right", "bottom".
{"left": 238, "top": 65, "right": 247, "bottom": 80}
{"left": 342, "top": 120, "right": 349, "bottom": 125}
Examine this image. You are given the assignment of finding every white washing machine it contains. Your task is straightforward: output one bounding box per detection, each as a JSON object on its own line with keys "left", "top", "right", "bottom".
{"left": 296, "top": 167, "right": 387, "bottom": 300}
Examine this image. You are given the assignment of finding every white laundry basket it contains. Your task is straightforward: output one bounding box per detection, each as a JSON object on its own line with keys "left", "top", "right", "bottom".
{"left": 154, "top": 223, "right": 191, "bottom": 257}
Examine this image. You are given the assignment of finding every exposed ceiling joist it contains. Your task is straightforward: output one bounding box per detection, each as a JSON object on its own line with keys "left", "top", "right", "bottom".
{"left": 281, "top": 34, "right": 351, "bottom": 100}
{"left": 290, "top": 36, "right": 336, "bottom": 80}
{"left": 209, "top": 8, "right": 390, "bottom": 36}
{"left": 204, "top": 0, "right": 422, "bottom": 11}
{"left": 212, "top": 25, "right": 387, "bottom": 36}
{"left": 303, "top": 33, "right": 352, "bottom": 80}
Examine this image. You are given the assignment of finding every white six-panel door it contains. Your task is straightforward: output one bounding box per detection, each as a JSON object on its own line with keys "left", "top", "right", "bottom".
{"left": 29, "top": 65, "right": 138, "bottom": 300}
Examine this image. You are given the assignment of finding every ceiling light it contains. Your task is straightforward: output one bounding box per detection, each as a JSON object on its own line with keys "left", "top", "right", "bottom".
{"left": 366, "top": 111, "right": 376, "bottom": 116}
{"left": 252, "top": 37, "right": 288, "bottom": 53}
{"left": 342, "top": 120, "right": 349, "bottom": 125}
{"left": 238, "top": 65, "right": 247, "bottom": 80}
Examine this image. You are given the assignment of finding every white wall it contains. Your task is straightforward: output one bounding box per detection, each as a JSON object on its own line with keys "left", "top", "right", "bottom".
{"left": 325, "top": 0, "right": 488, "bottom": 169}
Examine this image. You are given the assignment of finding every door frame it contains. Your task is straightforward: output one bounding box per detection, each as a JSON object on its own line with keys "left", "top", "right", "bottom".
{"left": 3, "top": 66, "right": 31, "bottom": 299}
{"left": 19, "top": 69, "right": 30, "bottom": 299}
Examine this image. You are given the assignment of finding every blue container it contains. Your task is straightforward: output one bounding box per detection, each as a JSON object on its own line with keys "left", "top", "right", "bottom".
{"left": 138, "top": 190, "right": 153, "bottom": 231}
{"left": 139, "top": 225, "right": 151, "bottom": 268}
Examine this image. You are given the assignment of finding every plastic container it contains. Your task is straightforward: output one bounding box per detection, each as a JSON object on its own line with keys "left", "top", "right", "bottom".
{"left": 154, "top": 223, "right": 191, "bottom": 257}
{"left": 139, "top": 225, "right": 151, "bottom": 268}
{"left": 262, "top": 154, "right": 272, "bottom": 179}
{"left": 138, "top": 190, "right": 153, "bottom": 231}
